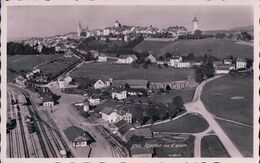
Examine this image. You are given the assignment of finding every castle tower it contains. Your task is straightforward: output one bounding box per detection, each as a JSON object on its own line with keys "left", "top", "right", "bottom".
{"left": 77, "top": 21, "right": 82, "bottom": 38}
{"left": 192, "top": 16, "right": 199, "bottom": 33}
{"left": 114, "top": 19, "right": 121, "bottom": 28}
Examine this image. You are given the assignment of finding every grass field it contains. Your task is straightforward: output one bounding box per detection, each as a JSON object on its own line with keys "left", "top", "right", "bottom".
{"left": 148, "top": 113, "right": 209, "bottom": 133}
{"left": 7, "top": 54, "right": 63, "bottom": 81}
{"left": 201, "top": 135, "right": 230, "bottom": 157}
{"left": 201, "top": 75, "right": 253, "bottom": 157}
{"left": 38, "top": 56, "right": 79, "bottom": 77}
{"left": 201, "top": 75, "right": 253, "bottom": 125}
{"left": 70, "top": 63, "right": 195, "bottom": 82}
{"left": 216, "top": 119, "right": 253, "bottom": 157}
{"left": 134, "top": 38, "right": 253, "bottom": 59}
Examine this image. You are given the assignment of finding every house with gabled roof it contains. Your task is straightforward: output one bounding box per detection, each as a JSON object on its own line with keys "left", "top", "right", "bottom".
{"left": 111, "top": 88, "right": 127, "bottom": 100}
{"left": 94, "top": 75, "right": 112, "bottom": 90}
{"left": 63, "top": 126, "right": 94, "bottom": 148}
{"left": 117, "top": 54, "right": 137, "bottom": 64}
{"left": 100, "top": 107, "right": 132, "bottom": 124}
{"left": 145, "top": 54, "right": 157, "bottom": 63}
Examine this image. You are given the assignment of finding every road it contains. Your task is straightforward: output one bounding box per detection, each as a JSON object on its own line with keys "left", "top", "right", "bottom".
{"left": 184, "top": 75, "right": 243, "bottom": 157}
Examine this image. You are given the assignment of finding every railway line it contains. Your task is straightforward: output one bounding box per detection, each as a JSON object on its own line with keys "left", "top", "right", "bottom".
{"left": 95, "top": 125, "right": 129, "bottom": 157}
{"left": 8, "top": 85, "right": 74, "bottom": 158}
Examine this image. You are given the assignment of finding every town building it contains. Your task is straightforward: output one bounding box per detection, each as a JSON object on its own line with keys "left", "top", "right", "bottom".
{"left": 236, "top": 58, "right": 247, "bottom": 69}
{"left": 63, "top": 126, "right": 93, "bottom": 148}
{"left": 117, "top": 55, "right": 137, "bottom": 64}
{"left": 150, "top": 80, "right": 198, "bottom": 90}
{"left": 89, "top": 50, "right": 99, "bottom": 59}
{"left": 224, "top": 59, "right": 233, "bottom": 65}
{"left": 87, "top": 95, "right": 101, "bottom": 106}
{"left": 114, "top": 19, "right": 121, "bottom": 28}
{"left": 57, "top": 75, "right": 73, "bottom": 89}
{"left": 215, "top": 66, "right": 230, "bottom": 74}
{"left": 100, "top": 107, "right": 132, "bottom": 123}
{"left": 177, "top": 62, "right": 191, "bottom": 68}
{"left": 145, "top": 54, "right": 157, "bottom": 63}
{"left": 94, "top": 75, "right": 112, "bottom": 89}
{"left": 111, "top": 88, "right": 127, "bottom": 100}
{"left": 42, "top": 96, "right": 54, "bottom": 107}
{"left": 97, "top": 54, "right": 108, "bottom": 62}
{"left": 168, "top": 56, "right": 182, "bottom": 67}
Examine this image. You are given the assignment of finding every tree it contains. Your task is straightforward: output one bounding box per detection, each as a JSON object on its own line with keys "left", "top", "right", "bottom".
{"left": 159, "top": 56, "right": 164, "bottom": 61}
{"left": 246, "top": 58, "right": 253, "bottom": 69}
{"left": 172, "top": 96, "right": 184, "bottom": 111}
{"left": 125, "top": 83, "right": 131, "bottom": 89}
{"left": 195, "top": 67, "right": 204, "bottom": 83}
{"left": 157, "top": 103, "right": 167, "bottom": 121}
{"left": 167, "top": 102, "right": 177, "bottom": 119}
{"left": 215, "top": 33, "right": 226, "bottom": 39}
{"left": 241, "top": 32, "right": 252, "bottom": 41}
{"left": 193, "top": 30, "right": 203, "bottom": 39}
{"left": 165, "top": 52, "right": 172, "bottom": 58}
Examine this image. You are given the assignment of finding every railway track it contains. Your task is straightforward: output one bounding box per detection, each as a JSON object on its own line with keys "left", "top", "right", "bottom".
{"left": 10, "top": 85, "right": 74, "bottom": 158}
{"left": 95, "top": 125, "right": 129, "bottom": 157}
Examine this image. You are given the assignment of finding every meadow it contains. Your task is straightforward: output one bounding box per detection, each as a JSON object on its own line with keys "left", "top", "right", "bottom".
{"left": 201, "top": 135, "right": 230, "bottom": 157}
{"left": 201, "top": 74, "right": 253, "bottom": 157}
{"left": 7, "top": 54, "right": 63, "bottom": 81}
{"left": 70, "top": 62, "right": 195, "bottom": 82}
{"left": 148, "top": 113, "right": 209, "bottom": 133}
{"left": 134, "top": 38, "right": 253, "bottom": 59}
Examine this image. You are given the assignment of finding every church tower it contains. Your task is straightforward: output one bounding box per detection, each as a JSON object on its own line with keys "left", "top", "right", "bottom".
{"left": 114, "top": 19, "right": 121, "bottom": 28}
{"left": 77, "top": 21, "right": 82, "bottom": 38}
{"left": 192, "top": 16, "right": 199, "bottom": 33}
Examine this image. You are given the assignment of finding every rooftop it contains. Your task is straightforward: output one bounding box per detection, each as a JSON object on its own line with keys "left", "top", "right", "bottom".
{"left": 63, "top": 126, "right": 92, "bottom": 142}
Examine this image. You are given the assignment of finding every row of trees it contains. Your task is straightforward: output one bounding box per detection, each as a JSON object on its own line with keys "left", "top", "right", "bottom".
{"left": 130, "top": 96, "right": 185, "bottom": 125}
{"left": 195, "top": 54, "right": 215, "bottom": 83}
{"left": 7, "top": 42, "right": 60, "bottom": 55}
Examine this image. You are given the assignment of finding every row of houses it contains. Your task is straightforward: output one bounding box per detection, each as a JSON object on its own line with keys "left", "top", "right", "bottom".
{"left": 214, "top": 57, "right": 247, "bottom": 74}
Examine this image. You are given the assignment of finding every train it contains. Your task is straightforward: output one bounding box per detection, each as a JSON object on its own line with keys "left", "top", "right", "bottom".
{"left": 24, "top": 115, "right": 36, "bottom": 133}
{"left": 7, "top": 118, "right": 17, "bottom": 133}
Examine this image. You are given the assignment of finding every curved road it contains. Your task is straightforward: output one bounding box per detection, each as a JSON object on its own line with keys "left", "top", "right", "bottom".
{"left": 185, "top": 75, "right": 243, "bottom": 157}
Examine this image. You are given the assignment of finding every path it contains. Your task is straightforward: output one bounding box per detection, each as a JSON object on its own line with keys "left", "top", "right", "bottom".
{"left": 185, "top": 75, "right": 243, "bottom": 157}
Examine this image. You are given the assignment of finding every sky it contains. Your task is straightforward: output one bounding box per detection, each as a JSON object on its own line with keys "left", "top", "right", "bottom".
{"left": 7, "top": 5, "right": 253, "bottom": 39}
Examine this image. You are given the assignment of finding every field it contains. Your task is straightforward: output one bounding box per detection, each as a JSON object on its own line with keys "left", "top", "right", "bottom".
{"left": 148, "top": 113, "right": 209, "bottom": 133}
{"left": 70, "top": 63, "right": 195, "bottom": 82}
{"left": 201, "top": 75, "right": 253, "bottom": 125}
{"left": 7, "top": 54, "right": 63, "bottom": 81}
{"left": 38, "top": 56, "right": 79, "bottom": 77}
{"left": 216, "top": 120, "right": 253, "bottom": 157}
{"left": 201, "top": 75, "right": 253, "bottom": 157}
{"left": 134, "top": 38, "right": 253, "bottom": 59}
{"left": 201, "top": 135, "right": 230, "bottom": 157}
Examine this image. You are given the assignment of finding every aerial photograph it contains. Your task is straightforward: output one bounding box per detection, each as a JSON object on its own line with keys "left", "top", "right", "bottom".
{"left": 6, "top": 5, "right": 253, "bottom": 158}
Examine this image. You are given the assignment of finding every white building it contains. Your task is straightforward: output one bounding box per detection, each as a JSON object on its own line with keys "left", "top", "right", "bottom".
{"left": 98, "top": 54, "right": 108, "bottom": 62}
{"left": 100, "top": 107, "right": 132, "bottom": 124}
{"left": 145, "top": 54, "right": 157, "bottom": 63}
{"left": 15, "top": 76, "right": 27, "bottom": 86}
{"left": 57, "top": 76, "right": 72, "bottom": 88}
{"left": 215, "top": 66, "right": 230, "bottom": 74}
{"left": 177, "top": 62, "right": 191, "bottom": 68}
{"left": 111, "top": 88, "right": 127, "bottom": 100}
{"left": 224, "top": 59, "right": 233, "bottom": 65}
{"left": 94, "top": 75, "right": 112, "bottom": 89}
{"left": 117, "top": 55, "right": 137, "bottom": 64}
{"left": 236, "top": 58, "right": 247, "bottom": 69}
{"left": 168, "top": 56, "right": 182, "bottom": 67}
{"left": 87, "top": 95, "right": 101, "bottom": 106}
{"left": 43, "top": 96, "right": 54, "bottom": 107}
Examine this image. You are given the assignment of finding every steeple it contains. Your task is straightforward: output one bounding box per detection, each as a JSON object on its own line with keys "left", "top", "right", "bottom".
{"left": 192, "top": 16, "right": 199, "bottom": 22}
{"left": 77, "top": 21, "right": 82, "bottom": 38}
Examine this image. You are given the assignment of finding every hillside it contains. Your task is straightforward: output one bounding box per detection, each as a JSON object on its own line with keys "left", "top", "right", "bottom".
{"left": 134, "top": 38, "right": 253, "bottom": 59}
